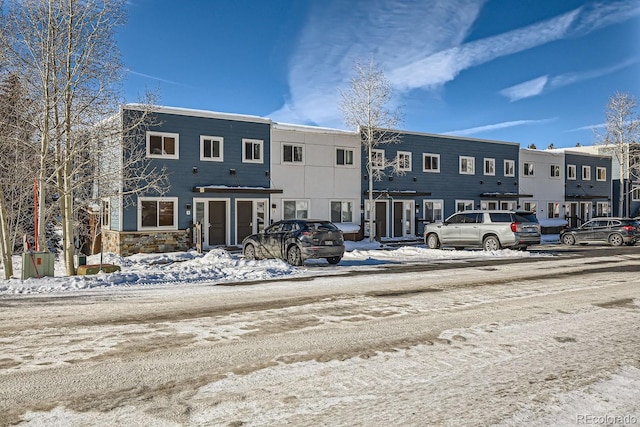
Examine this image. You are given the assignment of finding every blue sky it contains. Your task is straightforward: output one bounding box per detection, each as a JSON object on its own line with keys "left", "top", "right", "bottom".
{"left": 118, "top": 0, "right": 640, "bottom": 148}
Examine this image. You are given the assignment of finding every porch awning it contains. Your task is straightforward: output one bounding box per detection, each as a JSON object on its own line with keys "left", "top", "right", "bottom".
{"left": 364, "top": 190, "right": 431, "bottom": 197}
{"left": 565, "top": 194, "right": 609, "bottom": 200}
{"left": 480, "top": 192, "right": 533, "bottom": 198}
{"left": 193, "top": 185, "right": 283, "bottom": 194}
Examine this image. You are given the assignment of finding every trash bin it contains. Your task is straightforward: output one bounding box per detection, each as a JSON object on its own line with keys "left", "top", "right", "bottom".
{"left": 76, "top": 254, "right": 87, "bottom": 266}
{"left": 21, "top": 252, "right": 55, "bottom": 279}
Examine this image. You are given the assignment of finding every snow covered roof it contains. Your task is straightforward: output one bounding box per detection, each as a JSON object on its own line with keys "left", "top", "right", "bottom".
{"left": 124, "top": 104, "right": 272, "bottom": 124}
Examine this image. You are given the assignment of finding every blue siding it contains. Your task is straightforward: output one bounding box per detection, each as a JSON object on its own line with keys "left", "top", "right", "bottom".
{"left": 564, "top": 152, "right": 612, "bottom": 216}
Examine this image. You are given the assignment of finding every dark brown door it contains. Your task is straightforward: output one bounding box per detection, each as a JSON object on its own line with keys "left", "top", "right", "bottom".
{"left": 208, "top": 201, "right": 226, "bottom": 245}
{"left": 393, "top": 202, "right": 403, "bottom": 237}
{"left": 237, "top": 201, "right": 253, "bottom": 244}
{"left": 375, "top": 201, "right": 387, "bottom": 238}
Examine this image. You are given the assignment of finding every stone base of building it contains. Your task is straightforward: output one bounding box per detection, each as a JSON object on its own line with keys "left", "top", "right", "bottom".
{"left": 102, "top": 229, "right": 192, "bottom": 257}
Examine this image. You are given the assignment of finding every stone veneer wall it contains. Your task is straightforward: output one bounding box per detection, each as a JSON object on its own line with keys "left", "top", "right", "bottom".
{"left": 102, "top": 229, "right": 191, "bottom": 257}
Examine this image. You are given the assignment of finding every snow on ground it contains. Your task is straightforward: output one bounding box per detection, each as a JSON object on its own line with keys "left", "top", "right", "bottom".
{"left": 0, "top": 238, "right": 552, "bottom": 295}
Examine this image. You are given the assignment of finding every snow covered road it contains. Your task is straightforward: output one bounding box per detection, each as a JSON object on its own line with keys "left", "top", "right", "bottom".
{"left": 1, "top": 251, "right": 639, "bottom": 426}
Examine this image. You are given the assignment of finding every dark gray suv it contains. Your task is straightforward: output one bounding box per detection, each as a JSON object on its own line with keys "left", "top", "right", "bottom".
{"left": 424, "top": 210, "right": 541, "bottom": 251}
{"left": 560, "top": 217, "right": 640, "bottom": 246}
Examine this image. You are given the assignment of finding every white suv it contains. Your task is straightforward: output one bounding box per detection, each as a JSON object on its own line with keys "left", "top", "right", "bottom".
{"left": 424, "top": 210, "right": 541, "bottom": 251}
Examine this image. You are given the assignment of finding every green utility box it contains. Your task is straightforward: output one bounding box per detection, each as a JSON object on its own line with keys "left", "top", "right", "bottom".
{"left": 76, "top": 264, "right": 121, "bottom": 275}
{"left": 21, "top": 252, "right": 55, "bottom": 280}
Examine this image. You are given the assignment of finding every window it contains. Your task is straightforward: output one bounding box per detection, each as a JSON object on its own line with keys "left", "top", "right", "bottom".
{"left": 397, "top": 151, "right": 412, "bottom": 171}
{"left": 459, "top": 156, "right": 475, "bottom": 175}
{"left": 331, "top": 201, "right": 353, "bottom": 223}
{"left": 582, "top": 165, "right": 591, "bottom": 180}
{"left": 101, "top": 199, "right": 110, "bottom": 228}
{"left": 501, "top": 201, "right": 516, "bottom": 210}
{"left": 596, "top": 167, "right": 606, "bottom": 181}
{"left": 633, "top": 186, "right": 640, "bottom": 201}
{"left": 523, "top": 202, "right": 537, "bottom": 213}
{"left": 481, "top": 200, "right": 499, "bottom": 210}
{"left": 336, "top": 148, "right": 354, "bottom": 166}
{"left": 283, "top": 200, "right": 308, "bottom": 219}
{"left": 567, "top": 164, "right": 576, "bottom": 180}
{"left": 371, "top": 149, "right": 384, "bottom": 169}
{"left": 547, "top": 202, "right": 560, "bottom": 219}
{"left": 522, "top": 162, "right": 534, "bottom": 177}
{"left": 456, "top": 200, "right": 474, "bottom": 211}
{"left": 243, "top": 139, "right": 263, "bottom": 163}
{"left": 484, "top": 158, "right": 495, "bottom": 176}
{"left": 596, "top": 202, "right": 609, "bottom": 216}
{"left": 283, "top": 143, "right": 303, "bottom": 164}
{"left": 200, "top": 136, "right": 223, "bottom": 161}
{"left": 423, "top": 153, "right": 440, "bottom": 173}
{"left": 146, "top": 132, "right": 179, "bottom": 159}
{"left": 423, "top": 200, "right": 443, "bottom": 223}
{"left": 138, "top": 197, "right": 178, "bottom": 230}
{"left": 504, "top": 160, "right": 515, "bottom": 177}
{"left": 550, "top": 164, "right": 560, "bottom": 178}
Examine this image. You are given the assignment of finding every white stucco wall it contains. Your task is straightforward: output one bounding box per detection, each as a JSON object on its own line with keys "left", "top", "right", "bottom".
{"left": 270, "top": 124, "right": 362, "bottom": 229}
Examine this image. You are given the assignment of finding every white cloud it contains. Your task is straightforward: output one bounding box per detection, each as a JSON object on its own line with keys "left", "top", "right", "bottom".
{"left": 447, "top": 118, "right": 557, "bottom": 136}
{"left": 500, "top": 77, "right": 550, "bottom": 102}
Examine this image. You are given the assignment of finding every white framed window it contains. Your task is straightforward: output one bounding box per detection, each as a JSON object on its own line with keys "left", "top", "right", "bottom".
{"left": 547, "top": 202, "right": 560, "bottom": 219}
{"left": 336, "top": 148, "right": 354, "bottom": 166}
{"left": 522, "top": 162, "right": 534, "bottom": 177}
{"left": 146, "top": 131, "right": 179, "bottom": 159}
{"left": 481, "top": 200, "right": 499, "bottom": 210}
{"left": 456, "top": 200, "right": 474, "bottom": 211}
{"left": 484, "top": 158, "right": 495, "bottom": 176}
{"left": 138, "top": 197, "right": 178, "bottom": 230}
{"left": 200, "top": 135, "right": 223, "bottom": 162}
{"left": 504, "top": 159, "right": 515, "bottom": 177}
{"left": 550, "top": 164, "right": 560, "bottom": 178}
{"left": 567, "top": 164, "right": 576, "bottom": 180}
{"left": 423, "top": 153, "right": 440, "bottom": 173}
{"left": 283, "top": 200, "right": 309, "bottom": 219}
{"left": 596, "top": 202, "right": 609, "bottom": 216}
{"left": 423, "top": 200, "right": 443, "bottom": 223}
{"left": 596, "top": 167, "right": 606, "bottom": 181}
{"left": 397, "top": 151, "right": 412, "bottom": 171}
{"left": 282, "top": 143, "right": 304, "bottom": 164}
{"left": 243, "top": 138, "right": 264, "bottom": 163}
{"left": 371, "top": 149, "right": 384, "bottom": 169}
{"left": 330, "top": 201, "right": 353, "bottom": 223}
{"left": 523, "top": 201, "right": 537, "bottom": 213}
{"left": 582, "top": 165, "right": 591, "bottom": 181}
{"left": 101, "top": 199, "right": 110, "bottom": 229}
{"left": 501, "top": 201, "right": 517, "bottom": 210}
{"left": 459, "top": 156, "right": 475, "bottom": 175}
{"left": 633, "top": 186, "right": 640, "bottom": 201}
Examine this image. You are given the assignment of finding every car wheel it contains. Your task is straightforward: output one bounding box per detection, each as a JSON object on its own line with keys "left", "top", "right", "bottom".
{"left": 243, "top": 244, "right": 257, "bottom": 260}
{"left": 608, "top": 233, "right": 624, "bottom": 247}
{"left": 483, "top": 236, "right": 501, "bottom": 251}
{"left": 326, "top": 256, "right": 341, "bottom": 265}
{"left": 426, "top": 233, "right": 440, "bottom": 249}
{"left": 561, "top": 233, "right": 575, "bottom": 246}
{"left": 287, "top": 245, "right": 303, "bottom": 266}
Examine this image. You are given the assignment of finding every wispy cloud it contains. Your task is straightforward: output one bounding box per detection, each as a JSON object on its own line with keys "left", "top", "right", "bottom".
{"left": 446, "top": 118, "right": 558, "bottom": 136}
{"left": 125, "top": 69, "right": 185, "bottom": 86}
{"left": 500, "top": 58, "right": 640, "bottom": 102}
{"left": 271, "top": 0, "right": 639, "bottom": 128}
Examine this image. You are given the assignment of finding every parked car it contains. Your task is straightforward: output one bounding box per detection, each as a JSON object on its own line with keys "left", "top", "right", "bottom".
{"left": 424, "top": 210, "right": 541, "bottom": 251}
{"left": 242, "top": 219, "right": 345, "bottom": 266}
{"left": 560, "top": 217, "right": 640, "bottom": 246}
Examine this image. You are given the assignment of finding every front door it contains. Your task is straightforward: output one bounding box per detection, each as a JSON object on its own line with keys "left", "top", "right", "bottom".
{"left": 237, "top": 201, "right": 253, "bottom": 244}
{"left": 566, "top": 202, "right": 579, "bottom": 227}
{"left": 375, "top": 201, "right": 387, "bottom": 239}
{"left": 209, "top": 201, "right": 226, "bottom": 245}
{"left": 393, "top": 201, "right": 415, "bottom": 238}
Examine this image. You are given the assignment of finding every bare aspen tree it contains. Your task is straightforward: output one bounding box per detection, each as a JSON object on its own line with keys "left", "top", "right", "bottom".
{"left": 2, "top": 0, "right": 169, "bottom": 276}
{"left": 340, "top": 58, "right": 403, "bottom": 242}
{"left": 595, "top": 92, "right": 640, "bottom": 216}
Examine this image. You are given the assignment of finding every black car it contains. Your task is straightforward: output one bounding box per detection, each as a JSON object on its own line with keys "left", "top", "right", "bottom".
{"left": 242, "top": 219, "right": 345, "bottom": 266}
{"left": 560, "top": 217, "right": 640, "bottom": 246}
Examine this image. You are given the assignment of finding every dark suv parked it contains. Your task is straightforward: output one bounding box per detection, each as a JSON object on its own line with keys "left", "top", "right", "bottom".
{"left": 560, "top": 217, "right": 640, "bottom": 246}
{"left": 242, "top": 219, "right": 345, "bottom": 266}
{"left": 424, "top": 210, "right": 541, "bottom": 251}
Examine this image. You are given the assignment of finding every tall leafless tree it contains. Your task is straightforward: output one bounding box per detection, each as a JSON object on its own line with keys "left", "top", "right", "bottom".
{"left": 1, "top": 0, "right": 169, "bottom": 275}
{"left": 340, "top": 58, "right": 403, "bottom": 242}
{"left": 595, "top": 92, "right": 640, "bottom": 216}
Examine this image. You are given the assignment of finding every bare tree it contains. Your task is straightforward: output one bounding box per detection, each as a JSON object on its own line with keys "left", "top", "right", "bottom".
{"left": 595, "top": 92, "right": 640, "bottom": 216}
{"left": 340, "top": 58, "right": 403, "bottom": 242}
{"left": 2, "top": 0, "right": 169, "bottom": 275}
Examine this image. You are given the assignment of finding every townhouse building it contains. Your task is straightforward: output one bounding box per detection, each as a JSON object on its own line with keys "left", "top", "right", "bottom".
{"left": 518, "top": 149, "right": 566, "bottom": 222}
{"left": 563, "top": 151, "right": 612, "bottom": 227}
